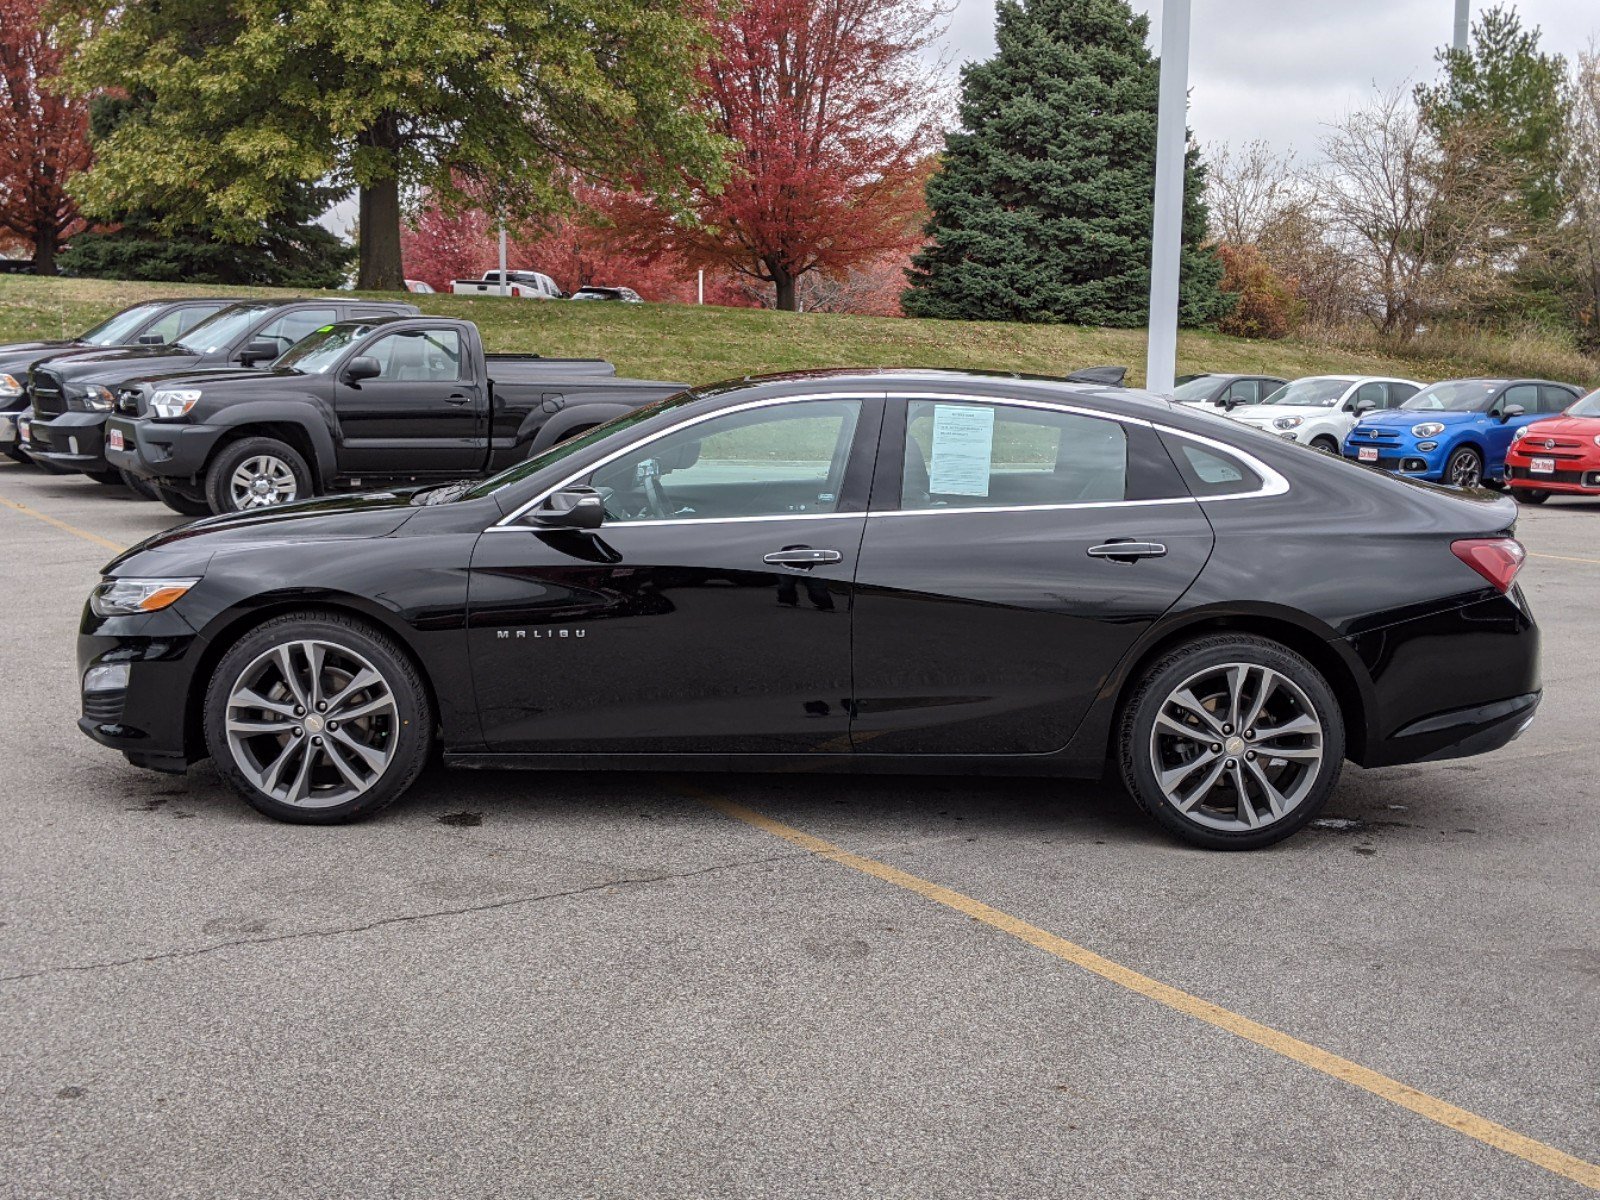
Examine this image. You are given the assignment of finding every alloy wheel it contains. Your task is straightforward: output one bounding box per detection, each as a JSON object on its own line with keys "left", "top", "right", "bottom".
{"left": 1448, "top": 450, "right": 1482, "bottom": 488}
{"left": 224, "top": 640, "right": 398, "bottom": 808}
{"left": 229, "top": 455, "right": 299, "bottom": 509}
{"left": 1147, "top": 662, "right": 1324, "bottom": 832}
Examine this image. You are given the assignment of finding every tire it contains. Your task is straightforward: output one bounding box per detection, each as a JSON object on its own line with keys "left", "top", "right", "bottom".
{"left": 120, "top": 469, "right": 159, "bottom": 501}
{"left": 1511, "top": 488, "right": 1550, "bottom": 505}
{"left": 204, "top": 437, "right": 313, "bottom": 514}
{"left": 5, "top": 444, "right": 28, "bottom": 465}
{"left": 1444, "top": 446, "right": 1483, "bottom": 489}
{"left": 88, "top": 469, "right": 124, "bottom": 486}
{"left": 203, "top": 610, "right": 433, "bottom": 824}
{"left": 29, "top": 456, "right": 72, "bottom": 475}
{"left": 154, "top": 484, "right": 213, "bottom": 517}
{"left": 1117, "top": 634, "right": 1345, "bottom": 850}
{"left": 1310, "top": 436, "right": 1339, "bottom": 455}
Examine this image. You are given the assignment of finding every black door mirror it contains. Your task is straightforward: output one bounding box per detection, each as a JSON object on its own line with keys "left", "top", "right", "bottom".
{"left": 137, "top": 332, "right": 165, "bottom": 346}
{"left": 342, "top": 355, "right": 381, "bottom": 384}
{"left": 1500, "top": 404, "right": 1525, "bottom": 422}
{"left": 238, "top": 338, "right": 280, "bottom": 366}
{"left": 527, "top": 485, "right": 605, "bottom": 530}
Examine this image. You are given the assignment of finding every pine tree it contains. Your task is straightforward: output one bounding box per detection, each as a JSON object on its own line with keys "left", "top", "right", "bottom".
{"left": 902, "top": 0, "right": 1227, "bottom": 327}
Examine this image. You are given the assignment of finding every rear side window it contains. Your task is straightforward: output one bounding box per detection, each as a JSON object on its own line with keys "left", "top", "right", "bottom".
{"left": 1171, "top": 441, "right": 1263, "bottom": 498}
{"left": 1386, "top": 382, "right": 1419, "bottom": 406}
{"left": 902, "top": 400, "right": 1127, "bottom": 509}
{"left": 1537, "top": 385, "right": 1575, "bottom": 413}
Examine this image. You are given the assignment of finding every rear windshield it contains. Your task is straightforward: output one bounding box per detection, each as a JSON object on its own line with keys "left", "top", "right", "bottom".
{"left": 80, "top": 303, "right": 164, "bottom": 346}
{"left": 1401, "top": 381, "right": 1501, "bottom": 412}
{"left": 176, "top": 304, "right": 273, "bottom": 353}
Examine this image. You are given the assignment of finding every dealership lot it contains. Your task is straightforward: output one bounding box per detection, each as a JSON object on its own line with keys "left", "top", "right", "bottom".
{"left": 1, "top": 459, "right": 1596, "bottom": 1198}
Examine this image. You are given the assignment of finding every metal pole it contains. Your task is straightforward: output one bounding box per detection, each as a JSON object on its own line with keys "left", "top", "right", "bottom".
{"left": 1144, "top": 0, "right": 1191, "bottom": 395}
{"left": 497, "top": 220, "right": 508, "bottom": 297}
{"left": 1453, "top": 0, "right": 1470, "bottom": 52}
{"left": 698, "top": 269, "right": 704, "bottom": 305}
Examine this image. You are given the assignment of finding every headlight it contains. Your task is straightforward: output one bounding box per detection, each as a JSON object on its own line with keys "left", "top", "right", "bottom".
{"left": 0, "top": 373, "right": 21, "bottom": 398}
{"left": 89, "top": 577, "right": 199, "bottom": 617}
{"left": 1594, "top": 435, "right": 1600, "bottom": 448}
{"left": 148, "top": 389, "right": 202, "bottom": 419}
{"left": 1512, "top": 425, "right": 1529, "bottom": 442}
{"left": 1272, "top": 416, "right": 1304, "bottom": 430}
{"left": 1411, "top": 422, "right": 1446, "bottom": 438}
{"left": 75, "top": 384, "right": 115, "bottom": 413}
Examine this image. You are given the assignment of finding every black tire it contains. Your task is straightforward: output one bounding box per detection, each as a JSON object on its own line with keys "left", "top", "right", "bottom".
{"left": 154, "top": 484, "right": 213, "bottom": 517}
{"left": 203, "top": 610, "right": 433, "bottom": 824}
{"left": 88, "top": 469, "right": 124, "bottom": 486}
{"left": 1117, "top": 634, "right": 1345, "bottom": 850}
{"left": 204, "top": 436, "right": 313, "bottom": 514}
{"left": 120, "top": 469, "right": 159, "bottom": 500}
{"left": 5, "top": 444, "right": 28, "bottom": 465}
{"left": 1310, "top": 436, "right": 1339, "bottom": 455}
{"left": 1444, "top": 446, "right": 1483, "bottom": 489}
{"left": 29, "top": 455, "right": 72, "bottom": 475}
{"left": 1511, "top": 488, "right": 1550, "bottom": 505}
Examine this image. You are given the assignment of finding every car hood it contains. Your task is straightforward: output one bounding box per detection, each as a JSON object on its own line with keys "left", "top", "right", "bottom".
{"left": 41, "top": 345, "right": 197, "bottom": 382}
{"left": 1229, "top": 404, "right": 1337, "bottom": 423}
{"left": 0, "top": 340, "right": 75, "bottom": 366}
{"left": 119, "top": 365, "right": 277, "bottom": 391}
{"left": 106, "top": 491, "right": 421, "bottom": 577}
{"left": 1519, "top": 415, "right": 1600, "bottom": 438}
{"left": 1361, "top": 408, "right": 1480, "bottom": 428}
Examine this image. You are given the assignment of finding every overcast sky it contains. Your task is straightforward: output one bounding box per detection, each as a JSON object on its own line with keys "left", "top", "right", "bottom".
{"left": 934, "top": 0, "right": 1598, "bottom": 160}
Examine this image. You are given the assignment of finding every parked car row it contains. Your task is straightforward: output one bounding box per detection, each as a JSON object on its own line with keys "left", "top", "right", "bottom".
{"left": 1178, "top": 372, "right": 1598, "bottom": 503}
{"left": 448, "top": 270, "right": 644, "bottom": 302}
{"left": 5, "top": 298, "right": 682, "bottom": 515}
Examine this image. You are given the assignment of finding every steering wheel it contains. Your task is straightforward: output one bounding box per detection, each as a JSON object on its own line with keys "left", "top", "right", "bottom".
{"left": 635, "top": 458, "right": 672, "bottom": 519}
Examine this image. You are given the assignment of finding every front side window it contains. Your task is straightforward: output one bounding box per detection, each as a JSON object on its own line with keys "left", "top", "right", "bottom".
{"left": 586, "top": 399, "right": 863, "bottom": 523}
{"left": 364, "top": 329, "right": 463, "bottom": 382}
{"left": 901, "top": 400, "right": 1127, "bottom": 510}
{"left": 255, "top": 308, "right": 338, "bottom": 356}
{"left": 143, "top": 304, "right": 224, "bottom": 344}
{"left": 1499, "top": 384, "right": 1539, "bottom": 415}
{"left": 1352, "top": 381, "right": 1388, "bottom": 410}
{"left": 176, "top": 304, "right": 274, "bottom": 353}
{"left": 1225, "top": 380, "right": 1259, "bottom": 406}
{"left": 80, "top": 303, "right": 165, "bottom": 346}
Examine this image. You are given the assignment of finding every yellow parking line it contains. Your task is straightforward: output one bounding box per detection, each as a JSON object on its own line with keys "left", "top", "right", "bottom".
{"left": 691, "top": 789, "right": 1600, "bottom": 1191}
{"left": 0, "top": 494, "right": 124, "bottom": 553}
{"left": 1528, "top": 552, "right": 1600, "bottom": 567}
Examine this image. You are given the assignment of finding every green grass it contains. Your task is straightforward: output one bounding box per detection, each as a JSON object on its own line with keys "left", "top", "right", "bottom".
{"left": 2, "top": 273, "right": 1595, "bottom": 389}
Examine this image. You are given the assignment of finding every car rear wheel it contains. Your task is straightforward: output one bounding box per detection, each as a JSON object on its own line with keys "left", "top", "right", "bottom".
{"left": 206, "top": 437, "right": 312, "bottom": 514}
{"left": 1511, "top": 488, "right": 1550, "bottom": 505}
{"left": 204, "top": 611, "right": 433, "bottom": 823}
{"left": 1117, "top": 635, "right": 1345, "bottom": 850}
{"left": 1445, "top": 446, "right": 1483, "bottom": 488}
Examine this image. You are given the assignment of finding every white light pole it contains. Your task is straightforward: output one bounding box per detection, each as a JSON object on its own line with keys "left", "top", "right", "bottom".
{"left": 1453, "top": 0, "right": 1470, "bottom": 52}
{"left": 1145, "top": 0, "right": 1191, "bottom": 396}
{"left": 497, "top": 220, "right": 508, "bottom": 297}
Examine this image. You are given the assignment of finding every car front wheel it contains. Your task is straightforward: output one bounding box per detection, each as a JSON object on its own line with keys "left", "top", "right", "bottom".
{"left": 1445, "top": 446, "right": 1483, "bottom": 488}
{"left": 204, "top": 612, "right": 433, "bottom": 823}
{"left": 1117, "top": 635, "right": 1345, "bottom": 850}
{"left": 1511, "top": 488, "right": 1549, "bottom": 505}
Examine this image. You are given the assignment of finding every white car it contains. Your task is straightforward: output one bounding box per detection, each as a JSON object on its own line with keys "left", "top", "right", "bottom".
{"left": 1227, "top": 375, "right": 1424, "bottom": 453}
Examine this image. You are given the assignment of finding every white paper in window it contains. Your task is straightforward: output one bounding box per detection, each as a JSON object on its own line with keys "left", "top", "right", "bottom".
{"left": 927, "top": 405, "right": 995, "bottom": 496}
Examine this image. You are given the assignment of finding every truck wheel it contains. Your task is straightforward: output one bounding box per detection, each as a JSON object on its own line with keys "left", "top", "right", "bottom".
{"left": 206, "top": 437, "right": 312, "bottom": 514}
{"left": 88, "top": 469, "right": 124, "bottom": 486}
{"left": 119, "top": 469, "right": 159, "bottom": 500}
{"left": 154, "top": 484, "right": 213, "bottom": 517}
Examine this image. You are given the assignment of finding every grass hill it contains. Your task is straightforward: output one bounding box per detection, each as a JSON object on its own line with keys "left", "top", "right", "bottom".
{"left": 1, "top": 274, "right": 1594, "bottom": 390}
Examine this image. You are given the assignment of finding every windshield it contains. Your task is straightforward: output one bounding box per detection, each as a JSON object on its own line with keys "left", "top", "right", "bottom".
{"left": 1271, "top": 377, "right": 1351, "bottom": 407}
{"left": 80, "top": 303, "right": 165, "bottom": 346}
{"left": 1566, "top": 388, "right": 1600, "bottom": 418}
{"left": 458, "top": 389, "right": 698, "bottom": 501}
{"left": 1170, "top": 376, "right": 1220, "bottom": 401}
{"left": 1401, "top": 380, "right": 1501, "bottom": 412}
{"left": 273, "top": 323, "right": 378, "bottom": 373}
{"left": 175, "top": 304, "right": 272, "bottom": 354}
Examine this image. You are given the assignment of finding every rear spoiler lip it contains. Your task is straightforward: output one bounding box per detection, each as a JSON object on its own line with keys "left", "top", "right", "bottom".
{"left": 1064, "top": 365, "right": 1129, "bottom": 387}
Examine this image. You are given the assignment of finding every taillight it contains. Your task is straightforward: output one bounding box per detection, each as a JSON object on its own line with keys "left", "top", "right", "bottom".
{"left": 1451, "top": 538, "right": 1526, "bottom": 593}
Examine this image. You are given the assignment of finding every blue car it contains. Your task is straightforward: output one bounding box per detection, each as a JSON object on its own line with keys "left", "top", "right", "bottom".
{"left": 1343, "top": 378, "right": 1583, "bottom": 487}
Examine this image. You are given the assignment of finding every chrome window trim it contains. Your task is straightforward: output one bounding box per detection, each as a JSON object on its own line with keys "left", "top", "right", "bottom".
{"left": 487, "top": 388, "right": 1287, "bottom": 532}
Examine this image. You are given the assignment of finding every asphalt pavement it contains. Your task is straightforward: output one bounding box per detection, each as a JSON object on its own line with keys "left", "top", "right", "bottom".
{"left": 1, "top": 459, "right": 1596, "bottom": 1199}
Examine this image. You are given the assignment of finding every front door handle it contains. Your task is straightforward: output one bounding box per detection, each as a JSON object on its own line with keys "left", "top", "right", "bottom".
{"left": 1087, "top": 541, "right": 1167, "bottom": 562}
{"left": 763, "top": 548, "right": 843, "bottom": 567}
{"left": 446, "top": 393, "right": 473, "bottom": 406}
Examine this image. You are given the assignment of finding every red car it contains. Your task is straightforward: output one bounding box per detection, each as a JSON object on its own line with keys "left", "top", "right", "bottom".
{"left": 1504, "top": 387, "right": 1600, "bottom": 503}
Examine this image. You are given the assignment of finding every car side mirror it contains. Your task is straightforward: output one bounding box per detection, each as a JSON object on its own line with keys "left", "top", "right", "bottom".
{"left": 1352, "top": 398, "right": 1378, "bottom": 415}
{"left": 238, "top": 338, "right": 280, "bottom": 366}
{"left": 342, "top": 356, "right": 381, "bottom": 384}
{"left": 526, "top": 485, "right": 605, "bottom": 530}
{"left": 137, "top": 333, "right": 165, "bottom": 346}
{"left": 1500, "top": 404, "right": 1524, "bottom": 422}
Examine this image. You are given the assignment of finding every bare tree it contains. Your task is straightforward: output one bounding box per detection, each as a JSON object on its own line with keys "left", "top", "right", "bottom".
{"left": 1204, "top": 139, "right": 1298, "bottom": 245}
{"left": 1566, "top": 46, "right": 1600, "bottom": 349}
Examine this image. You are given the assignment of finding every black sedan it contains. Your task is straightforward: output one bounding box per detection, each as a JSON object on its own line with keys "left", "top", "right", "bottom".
{"left": 77, "top": 370, "right": 1540, "bottom": 849}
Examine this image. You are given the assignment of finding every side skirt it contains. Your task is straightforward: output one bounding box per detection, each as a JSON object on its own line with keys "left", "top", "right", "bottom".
{"left": 444, "top": 750, "right": 1108, "bottom": 779}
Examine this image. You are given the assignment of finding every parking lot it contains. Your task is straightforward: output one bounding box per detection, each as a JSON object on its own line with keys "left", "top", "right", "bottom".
{"left": 1, "top": 458, "right": 1596, "bottom": 1198}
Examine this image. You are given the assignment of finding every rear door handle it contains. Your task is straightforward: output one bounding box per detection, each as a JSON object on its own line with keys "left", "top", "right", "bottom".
{"left": 763, "top": 548, "right": 843, "bottom": 567}
{"left": 1087, "top": 541, "right": 1167, "bottom": 561}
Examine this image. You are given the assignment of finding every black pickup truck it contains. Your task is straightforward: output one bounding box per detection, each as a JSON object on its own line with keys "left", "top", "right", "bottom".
{"left": 2, "top": 297, "right": 243, "bottom": 465}
{"left": 106, "top": 315, "right": 684, "bottom": 514}
{"left": 21, "top": 297, "right": 422, "bottom": 482}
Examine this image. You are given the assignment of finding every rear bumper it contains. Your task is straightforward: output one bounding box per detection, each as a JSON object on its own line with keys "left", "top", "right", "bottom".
{"left": 104, "top": 416, "right": 225, "bottom": 481}
{"left": 24, "top": 411, "right": 110, "bottom": 473}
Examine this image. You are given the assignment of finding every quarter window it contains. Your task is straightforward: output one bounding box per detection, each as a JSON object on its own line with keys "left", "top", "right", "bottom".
{"left": 365, "top": 329, "right": 463, "bottom": 382}
{"left": 1172, "top": 442, "right": 1263, "bottom": 498}
{"left": 586, "top": 399, "right": 863, "bottom": 523}
{"left": 901, "top": 400, "right": 1128, "bottom": 509}
{"left": 1385, "top": 382, "right": 1419, "bottom": 406}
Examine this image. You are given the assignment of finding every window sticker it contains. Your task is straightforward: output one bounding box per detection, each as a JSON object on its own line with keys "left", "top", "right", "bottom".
{"left": 927, "top": 404, "right": 995, "bottom": 496}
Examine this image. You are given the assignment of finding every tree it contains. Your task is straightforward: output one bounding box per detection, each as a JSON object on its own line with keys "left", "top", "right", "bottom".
{"left": 1213, "top": 242, "right": 1294, "bottom": 340}
{"left": 1568, "top": 47, "right": 1600, "bottom": 349}
{"left": 902, "top": 0, "right": 1228, "bottom": 327}
{"left": 0, "top": 0, "right": 91, "bottom": 273}
{"left": 53, "top": 0, "right": 728, "bottom": 290}
{"left": 604, "top": 0, "right": 945, "bottom": 312}
{"left": 1204, "top": 139, "right": 1297, "bottom": 246}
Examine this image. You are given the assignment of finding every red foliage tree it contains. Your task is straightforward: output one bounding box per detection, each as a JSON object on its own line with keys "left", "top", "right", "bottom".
{"left": 0, "top": 0, "right": 91, "bottom": 272}
{"left": 1214, "top": 241, "right": 1298, "bottom": 340}
{"left": 612, "top": 0, "right": 945, "bottom": 311}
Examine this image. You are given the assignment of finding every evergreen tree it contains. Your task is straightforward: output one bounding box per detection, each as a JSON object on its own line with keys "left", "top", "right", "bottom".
{"left": 58, "top": 97, "right": 354, "bottom": 288}
{"left": 902, "top": 0, "right": 1227, "bottom": 327}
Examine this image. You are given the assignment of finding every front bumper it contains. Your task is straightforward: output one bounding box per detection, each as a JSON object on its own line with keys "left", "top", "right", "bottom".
{"left": 104, "top": 416, "right": 226, "bottom": 481}
{"left": 1342, "top": 435, "right": 1444, "bottom": 480}
{"left": 1503, "top": 455, "right": 1600, "bottom": 494}
{"left": 78, "top": 605, "right": 204, "bottom": 771}
{"left": 25, "top": 410, "right": 111, "bottom": 473}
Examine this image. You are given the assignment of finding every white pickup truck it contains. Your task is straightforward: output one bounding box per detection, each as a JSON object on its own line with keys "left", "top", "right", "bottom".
{"left": 449, "top": 270, "right": 564, "bottom": 299}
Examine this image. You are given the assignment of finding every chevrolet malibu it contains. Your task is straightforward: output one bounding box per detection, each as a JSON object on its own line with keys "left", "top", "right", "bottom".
{"left": 78, "top": 370, "right": 1541, "bottom": 850}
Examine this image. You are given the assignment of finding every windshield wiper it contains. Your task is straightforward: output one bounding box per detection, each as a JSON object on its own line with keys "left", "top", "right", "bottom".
{"left": 412, "top": 480, "right": 476, "bottom": 506}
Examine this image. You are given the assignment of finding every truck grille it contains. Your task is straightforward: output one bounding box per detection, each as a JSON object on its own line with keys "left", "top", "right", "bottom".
{"left": 115, "top": 388, "right": 142, "bottom": 416}
{"left": 28, "top": 367, "right": 67, "bottom": 417}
